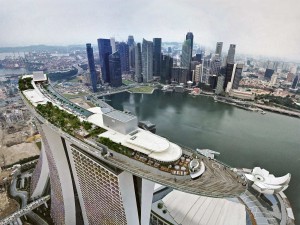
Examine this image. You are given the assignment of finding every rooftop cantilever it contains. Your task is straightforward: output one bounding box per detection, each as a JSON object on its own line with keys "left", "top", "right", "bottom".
{"left": 19, "top": 74, "right": 247, "bottom": 198}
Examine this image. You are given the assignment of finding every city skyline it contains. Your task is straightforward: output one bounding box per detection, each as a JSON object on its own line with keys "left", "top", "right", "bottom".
{"left": 0, "top": 0, "right": 300, "bottom": 61}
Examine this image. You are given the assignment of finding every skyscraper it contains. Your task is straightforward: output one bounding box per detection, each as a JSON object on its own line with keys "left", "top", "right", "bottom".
{"left": 224, "top": 63, "right": 235, "bottom": 90}
{"left": 215, "top": 75, "right": 225, "bottom": 94}
{"left": 264, "top": 69, "right": 274, "bottom": 80}
{"left": 117, "top": 42, "right": 130, "bottom": 74}
{"left": 227, "top": 44, "right": 236, "bottom": 64}
{"left": 210, "top": 56, "right": 221, "bottom": 75}
{"left": 109, "top": 51, "right": 122, "bottom": 87}
{"left": 215, "top": 42, "right": 223, "bottom": 57}
{"left": 134, "top": 43, "right": 142, "bottom": 82}
{"left": 291, "top": 75, "right": 299, "bottom": 89}
{"left": 270, "top": 73, "right": 278, "bottom": 86}
{"left": 171, "top": 67, "right": 189, "bottom": 84}
{"left": 194, "top": 64, "right": 203, "bottom": 83}
{"left": 142, "top": 39, "right": 153, "bottom": 83}
{"left": 232, "top": 64, "right": 243, "bottom": 89}
{"left": 153, "top": 38, "right": 162, "bottom": 77}
{"left": 97, "top": 38, "right": 112, "bottom": 83}
{"left": 161, "top": 55, "right": 173, "bottom": 84}
{"left": 127, "top": 35, "right": 135, "bottom": 46}
{"left": 127, "top": 36, "right": 135, "bottom": 70}
{"left": 185, "top": 32, "right": 194, "bottom": 59}
{"left": 110, "top": 37, "right": 116, "bottom": 53}
{"left": 86, "top": 43, "right": 97, "bottom": 92}
{"left": 181, "top": 39, "right": 192, "bottom": 69}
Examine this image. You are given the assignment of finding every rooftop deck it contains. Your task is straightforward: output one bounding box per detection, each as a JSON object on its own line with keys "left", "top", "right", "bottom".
{"left": 20, "top": 78, "right": 247, "bottom": 198}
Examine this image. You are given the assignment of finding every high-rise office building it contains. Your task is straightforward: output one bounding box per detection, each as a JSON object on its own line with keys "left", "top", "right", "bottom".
{"left": 97, "top": 38, "right": 112, "bottom": 83}
{"left": 142, "top": 39, "right": 153, "bottom": 83}
{"left": 185, "top": 32, "right": 194, "bottom": 59}
{"left": 86, "top": 43, "right": 98, "bottom": 92}
{"left": 209, "top": 74, "right": 218, "bottom": 89}
{"left": 135, "top": 43, "right": 142, "bottom": 83}
{"left": 127, "top": 36, "right": 135, "bottom": 70}
{"left": 215, "top": 42, "right": 223, "bottom": 57}
{"left": 109, "top": 51, "right": 122, "bottom": 87}
{"left": 181, "top": 39, "right": 192, "bottom": 69}
{"left": 110, "top": 37, "right": 116, "bottom": 53}
{"left": 153, "top": 38, "right": 162, "bottom": 77}
{"left": 171, "top": 67, "right": 189, "bottom": 84}
{"left": 226, "top": 44, "right": 236, "bottom": 64}
{"left": 291, "top": 75, "right": 299, "bottom": 89}
{"left": 224, "top": 63, "right": 243, "bottom": 92}
{"left": 127, "top": 35, "right": 135, "bottom": 46}
{"left": 210, "top": 56, "right": 221, "bottom": 75}
{"left": 193, "top": 53, "right": 202, "bottom": 63}
{"left": 161, "top": 55, "right": 173, "bottom": 84}
{"left": 270, "top": 73, "right": 278, "bottom": 86}
{"left": 194, "top": 64, "right": 203, "bottom": 83}
{"left": 232, "top": 64, "right": 243, "bottom": 89}
{"left": 117, "top": 42, "right": 130, "bottom": 74}
{"left": 215, "top": 75, "right": 225, "bottom": 94}
{"left": 264, "top": 69, "right": 274, "bottom": 80}
{"left": 224, "top": 63, "right": 235, "bottom": 90}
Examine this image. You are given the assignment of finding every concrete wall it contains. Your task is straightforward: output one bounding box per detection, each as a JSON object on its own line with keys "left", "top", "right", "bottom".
{"left": 42, "top": 124, "right": 76, "bottom": 225}
{"left": 30, "top": 141, "right": 49, "bottom": 199}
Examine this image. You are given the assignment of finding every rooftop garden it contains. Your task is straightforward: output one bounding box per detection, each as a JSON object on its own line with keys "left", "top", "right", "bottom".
{"left": 98, "top": 137, "right": 133, "bottom": 157}
{"left": 36, "top": 102, "right": 106, "bottom": 137}
{"left": 18, "top": 77, "right": 34, "bottom": 91}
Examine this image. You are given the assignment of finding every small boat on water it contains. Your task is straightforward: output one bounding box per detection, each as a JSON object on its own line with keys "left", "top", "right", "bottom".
{"left": 196, "top": 149, "right": 220, "bottom": 159}
{"left": 261, "top": 111, "right": 266, "bottom": 115}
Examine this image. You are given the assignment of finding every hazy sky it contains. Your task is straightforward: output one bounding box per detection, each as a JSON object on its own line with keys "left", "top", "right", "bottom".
{"left": 1, "top": 0, "right": 300, "bottom": 60}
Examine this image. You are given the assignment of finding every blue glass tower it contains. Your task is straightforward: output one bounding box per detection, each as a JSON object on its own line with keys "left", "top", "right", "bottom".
{"left": 117, "top": 42, "right": 130, "bottom": 74}
{"left": 86, "top": 43, "right": 97, "bottom": 92}
{"left": 109, "top": 51, "right": 122, "bottom": 87}
{"left": 153, "top": 38, "right": 162, "bottom": 77}
{"left": 97, "top": 38, "right": 112, "bottom": 83}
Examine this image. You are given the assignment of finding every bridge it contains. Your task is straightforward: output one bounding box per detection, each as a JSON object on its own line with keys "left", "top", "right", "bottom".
{"left": 0, "top": 195, "right": 50, "bottom": 225}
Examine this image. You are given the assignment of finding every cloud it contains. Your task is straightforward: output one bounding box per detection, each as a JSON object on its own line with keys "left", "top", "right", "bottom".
{"left": 0, "top": 0, "right": 299, "bottom": 60}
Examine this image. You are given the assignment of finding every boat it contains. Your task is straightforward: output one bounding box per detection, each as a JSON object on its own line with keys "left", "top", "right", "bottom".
{"left": 261, "top": 111, "right": 266, "bottom": 115}
{"left": 196, "top": 149, "right": 220, "bottom": 159}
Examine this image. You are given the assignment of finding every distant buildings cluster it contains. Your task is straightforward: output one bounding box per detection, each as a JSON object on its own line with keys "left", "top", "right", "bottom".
{"left": 85, "top": 32, "right": 246, "bottom": 94}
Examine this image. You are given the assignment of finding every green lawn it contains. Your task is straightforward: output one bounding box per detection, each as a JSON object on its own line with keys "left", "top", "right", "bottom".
{"left": 128, "top": 86, "right": 155, "bottom": 94}
{"left": 63, "top": 92, "right": 89, "bottom": 99}
{"left": 122, "top": 79, "right": 135, "bottom": 85}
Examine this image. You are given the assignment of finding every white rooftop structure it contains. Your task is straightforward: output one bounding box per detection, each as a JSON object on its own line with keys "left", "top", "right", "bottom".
{"left": 162, "top": 190, "right": 246, "bottom": 225}
{"left": 245, "top": 167, "right": 291, "bottom": 194}
{"left": 22, "top": 89, "right": 48, "bottom": 106}
{"left": 32, "top": 71, "right": 47, "bottom": 82}
{"left": 87, "top": 107, "right": 182, "bottom": 162}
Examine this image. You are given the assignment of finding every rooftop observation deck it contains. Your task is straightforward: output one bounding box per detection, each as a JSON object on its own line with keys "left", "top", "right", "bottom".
{"left": 20, "top": 76, "right": 247, "bottom": 198}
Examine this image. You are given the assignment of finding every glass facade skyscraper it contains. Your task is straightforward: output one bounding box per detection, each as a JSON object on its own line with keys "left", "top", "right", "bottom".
{"left": 142, "top": 39, "right": 153, "bottom": 83}
{"left": 227, "top": 44, "right": 236, "bottom": 64}
{"left": 86, "top": 43, "right": 97, "bottom": 92}
{"left": 109, "top": 51, "right": 122, "bottom": 87}
{"left": 153, "top": 38, "right": 162, "bottom": 77}
{"left": 117, "top": 42, "right": 130, "bottom": 74}
{"left": 185, "top": 32, "right": 194, "bottom": 58}
{"left": 135, "top": 43, "right": 142, "bottom": 83}
{"left": 215, "top": 42, "right": 223, "bottom": 57}
{"left": 97, "top": 38, "right": 112, "bottom": 83}
{"left": 181, "top": 39, "right": 192, "bottom": 69}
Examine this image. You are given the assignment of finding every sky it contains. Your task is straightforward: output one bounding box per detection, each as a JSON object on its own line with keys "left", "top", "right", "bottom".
{"left": 0, "top": 0, "right": 300, "bottom": 61}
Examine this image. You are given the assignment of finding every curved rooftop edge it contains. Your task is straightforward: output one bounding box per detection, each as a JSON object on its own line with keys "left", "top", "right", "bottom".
{"left": 19, "top": 74, "right": 247, "bottom": 198}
